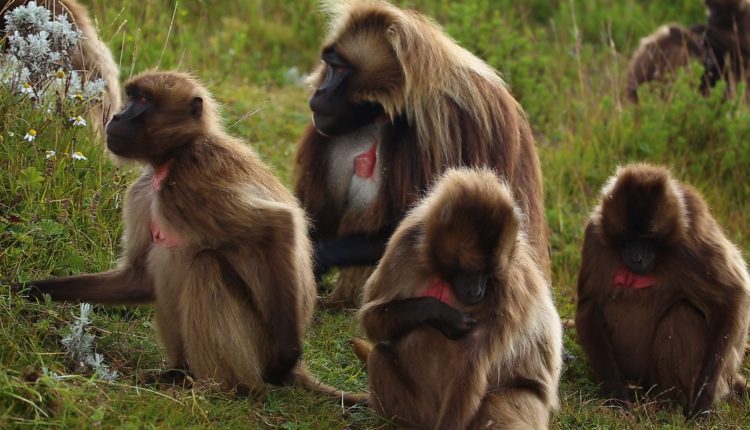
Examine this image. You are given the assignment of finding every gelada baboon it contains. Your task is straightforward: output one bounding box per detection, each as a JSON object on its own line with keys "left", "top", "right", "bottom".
{"left": 356, "top": 168, "right": 562, "bottom": 429}
{"left": 626, "top": 0, "right": 750, "bottom": 101}
{"left": 295, "top": 0, "right": 548, "bottom": 307}
{"left": 16, "top": 71, "right": 364, "bottom": 404}
{"left": 576, "top": 163, "right": 750, "bottom": 418}
{"left": 1, "top": 0, "right": 121, "bottom": 128}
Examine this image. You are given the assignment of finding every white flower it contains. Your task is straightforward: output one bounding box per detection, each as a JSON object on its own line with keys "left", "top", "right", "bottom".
{"left": 8, "top": 132, "right": 15, "bottom": 137}
{"left": 23, "top": 129, "right": 37, "bottom": 141}
{"left": 19, "top": 82, "right": 35, "bottom": 97}
{"left": 69, "top": 116, "right": 86, "bottom": 127}
{"left": 71, "top": 151, "right": 87, "bottom": 161}
{"left": 45, "top": 150, "right": 56, "bottom": 159}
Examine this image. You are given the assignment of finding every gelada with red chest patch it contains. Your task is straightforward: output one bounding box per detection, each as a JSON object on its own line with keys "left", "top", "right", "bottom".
{"left": 576, "top": 163, "right": 750, "bottom": 418}
{"left": 356, "top": 167, "right": 562, "bottom": 430}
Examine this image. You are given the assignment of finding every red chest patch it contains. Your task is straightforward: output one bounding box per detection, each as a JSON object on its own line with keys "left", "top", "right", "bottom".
{"left": 354, "top": 143, "right": 377, "bottom": 178}
{"left": 420, "top": 278, "right": 456, "bottom": 306}
{"left": 613, "top": 266, "right": 658, "bottom": 289}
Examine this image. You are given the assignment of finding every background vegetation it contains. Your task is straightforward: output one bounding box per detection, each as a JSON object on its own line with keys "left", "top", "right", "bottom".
{"left": 1, "top": 0, "right": 749, "bottom": 428}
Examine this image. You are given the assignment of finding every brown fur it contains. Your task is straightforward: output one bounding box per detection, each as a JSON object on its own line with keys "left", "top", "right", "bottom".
{"left": 359, "top": 168, "right": 562, "bottom": 429}
{"left": 1, "top": 0, "right": 121, "bottom": 130}
{"left": 576, "top": 163, "right": 750, "bottom": 417}
{"left": 295, "top": 0, "right": 548, "bottom": 306}
{"left": 626, "top": 0, "right": 750, "bottom": 101}
{"left": 19, "top": 71, "right": 364, "bottom": 405}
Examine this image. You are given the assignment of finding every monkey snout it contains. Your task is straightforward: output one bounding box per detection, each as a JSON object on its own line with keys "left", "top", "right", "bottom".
{"left": 453, "top": 273, "right": 488, "bottom": 305}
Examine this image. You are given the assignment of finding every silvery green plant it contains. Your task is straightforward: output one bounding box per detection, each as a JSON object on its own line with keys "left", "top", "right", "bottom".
{"left": 1, "top": 1, "right": 104, "bottom": 105}
{"left": 60, "top": 303, "right": 118, "bottom": 381}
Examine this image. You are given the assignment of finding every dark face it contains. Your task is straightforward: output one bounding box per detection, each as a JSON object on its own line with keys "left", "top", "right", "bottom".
{"left": 106, "top": 87, "right": 203, "bottom": 161}
{"left": 450, "top": 272, "right": 489, "bottom": 306}
{"left": 620, "top": 237, "right": 656, "bottom": 275}
{"left": 105, "top": 89, "right": 154, "bottom": 158}
{"left": 309, "top": 49, "right": 383, "bottom": 137}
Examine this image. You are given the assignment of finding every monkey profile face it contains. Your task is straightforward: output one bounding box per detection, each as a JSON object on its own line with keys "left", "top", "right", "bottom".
{"left": 309, "top": 49, "right": 384, "bottom": 137}
{"left": 106, "top": 76, "right": 204, "bottom": 161}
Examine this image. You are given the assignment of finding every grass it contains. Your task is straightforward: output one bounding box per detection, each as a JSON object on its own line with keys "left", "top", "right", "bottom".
{"left": 1, "top": 0, "right": 749, "bottom": 428}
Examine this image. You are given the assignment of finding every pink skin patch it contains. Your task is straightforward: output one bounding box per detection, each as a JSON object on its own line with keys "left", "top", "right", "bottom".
{"left": 150, "top": 221, "right": 181, "bottom": 248}
{"left": 420, "top": 278, "right": 456, "bottom": 306}
{"left": 354, "top": 143, "right": 377, "bottom": 178}
{"left": 149, "top": 161, "right": 181, "bottom": 247}
{"left": 613, "top": 266, "right": 658, "bottom": 289}
{"left": 151, "top": 162, "right": 172, "bottom": 192}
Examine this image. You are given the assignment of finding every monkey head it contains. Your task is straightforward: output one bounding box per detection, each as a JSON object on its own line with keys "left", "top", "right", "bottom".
{"left": 106, "top": 72, "right": 217, "bottom": 164}
{"left": 307, "top": 6, "right": 407, "bottom": 137}
{"left": 598, "top": 164, "right": 688, "bottom": 275}
{"left": 422, "top": 169, "right": 521, "bottom": 306}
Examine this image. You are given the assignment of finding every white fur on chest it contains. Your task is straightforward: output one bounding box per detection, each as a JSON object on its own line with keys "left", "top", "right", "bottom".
{"left": 327, "top": 122, "right": 385, "bottom": 212}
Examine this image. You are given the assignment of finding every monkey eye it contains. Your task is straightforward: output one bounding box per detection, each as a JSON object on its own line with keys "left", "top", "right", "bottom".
{"left": 322, "top": 50, "right": 350, "bottom": 73}
{"left": 137, "top": 96, "right": 149, "bottom": 105}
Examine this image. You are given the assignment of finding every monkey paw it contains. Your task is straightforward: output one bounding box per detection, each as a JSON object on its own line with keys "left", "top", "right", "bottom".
{"left": 432, "top": 310, "right": 476, "bottom": 340}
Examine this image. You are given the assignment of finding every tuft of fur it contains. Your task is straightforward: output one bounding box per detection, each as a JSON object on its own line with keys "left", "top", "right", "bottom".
{"left": 594, "top": 163, "right": 689, "bottom": 249}
{"left": 296, "top": 0, "right": 548, "bottom": 306}
{"left": 359, "top": 167, "right": 561, "bottom": 429}
{"left": 577, "top": 163, "right": 750, "bottom": 416}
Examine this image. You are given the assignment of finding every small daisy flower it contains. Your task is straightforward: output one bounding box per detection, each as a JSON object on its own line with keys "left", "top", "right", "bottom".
{"left": 71, "top": 151, "right": 88, "bottom": 161}
{"left": 70, "top": 92, "right": 83, "bottom": 101}
{"left": 55, "top": 70, "right": 65, "bottom": 79}
{"left": 24, "top": 129, "right": 37, "bottom": 141}
{"left": 45, "top": 150, "right": 56, "bottom": 159}
{"left": 20, "top": 82, "right": 35, "bottom": 98}
{"left": 69, "top": 115, "right": 86, "bottom": 127}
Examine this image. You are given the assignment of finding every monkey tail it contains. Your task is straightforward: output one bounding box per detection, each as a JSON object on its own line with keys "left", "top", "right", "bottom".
{"left": 292, "top": 363, "right": 369, "bottom": 406}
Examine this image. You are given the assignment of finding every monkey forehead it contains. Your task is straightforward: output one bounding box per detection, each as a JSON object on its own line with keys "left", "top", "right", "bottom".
{"left": 125, "top": 71, "right": 210, "bottom": 101}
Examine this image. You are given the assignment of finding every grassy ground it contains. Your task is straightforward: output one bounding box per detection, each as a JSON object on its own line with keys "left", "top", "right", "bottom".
{"left": 1, "top": 0, "right": 749, "bottom": 428}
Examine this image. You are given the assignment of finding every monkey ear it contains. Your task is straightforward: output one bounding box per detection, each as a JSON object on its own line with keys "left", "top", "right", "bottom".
{"left": 190, "top": 97, "right": 203, "bottom": 119}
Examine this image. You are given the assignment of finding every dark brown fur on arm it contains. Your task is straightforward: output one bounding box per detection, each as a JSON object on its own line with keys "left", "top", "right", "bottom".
{"left": 575, "top": 226, "right": 632, "bottom": 404}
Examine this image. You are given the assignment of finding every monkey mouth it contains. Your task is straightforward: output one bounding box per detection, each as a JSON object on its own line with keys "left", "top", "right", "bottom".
{"left": 311, "top": 114, "right": 332, "bottom": 138}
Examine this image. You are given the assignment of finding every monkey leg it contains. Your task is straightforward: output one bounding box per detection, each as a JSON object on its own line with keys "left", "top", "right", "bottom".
{"left": 153, "top": 304, "right": 187, "bottom": 372}
{"left": 650, "top": 301, "right": 731, "bottom": 408}
{"left": 367, "top": 342, "right": 437, "bottom": 429}
{"left": 471, "top": 389, "right": 550, "bottom": 430}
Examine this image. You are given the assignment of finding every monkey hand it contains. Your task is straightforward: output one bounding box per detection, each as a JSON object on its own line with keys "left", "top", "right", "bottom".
{"left": 9, "top": 282, "right": 42, "bottom": 300}
{"left": 426, "top": 302, "right": 476, "bottom": 340}
{"left": 262, "top": 342, "right": 302, "bottom": 386}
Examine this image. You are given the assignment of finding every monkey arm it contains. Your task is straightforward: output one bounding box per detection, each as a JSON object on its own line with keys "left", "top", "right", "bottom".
{"left": 434, "top": 359, "right": 488, "bottom": 430}
{"left": 575, "top": 294, "right": 630, "bottom": 403}
{"left": 685, "top": 288, "right": 750, "bottom": 418}
{"left": 313, "top": 226, "right": 394, "bottom": 278}
{"left": 220, "top": 202, "right": 307, "bottom": 386}
{"left": 17, "top": 262, "right": 155, "bottom": 304}
{"left": 360, "top": 297, "right": 475, "bottom": 342}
